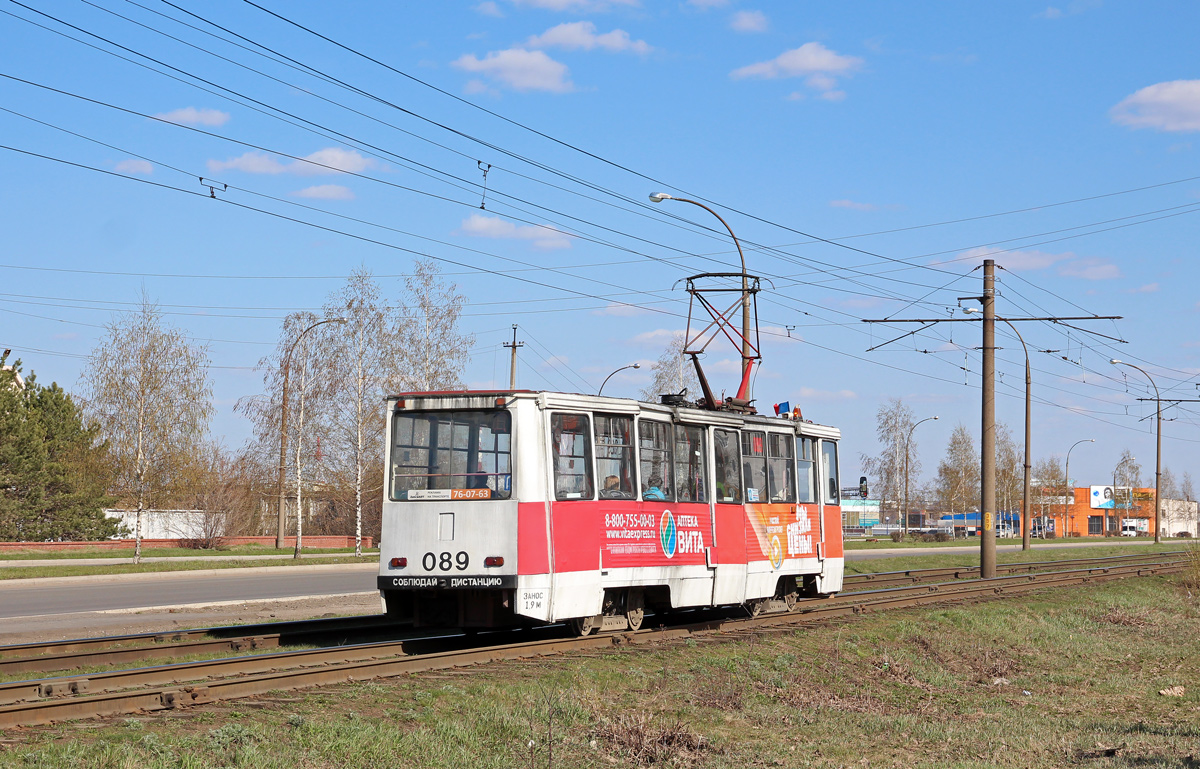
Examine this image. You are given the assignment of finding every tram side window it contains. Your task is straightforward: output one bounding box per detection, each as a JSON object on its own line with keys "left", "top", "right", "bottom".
{"left": 595, "top": 414, "right": 635, "bottom": 500}
{"left": 638, "top": 420, "right": 674, "bottom": 501}
{"left": 796, "top": 437, "right": 816, "bottom": 504}
{"left": 820, "top": 440, "right": 840, "bottom": 504}
{"left": 741, "top": 431, "right": 768, "bottom": 504}
{"left": 767, "top": 433, "right": 796, "bottom": 503}
{"left": 390, "top": 410, "right": 512, "bottom": 500}
{"left": 552, "top": 413, "right": 593, "bottom": 501}
{"left": 674, "top": 425, "right": 708, "bottom": 503}
{"left": 713, "top": 429, "right": 742, "bottom": 503}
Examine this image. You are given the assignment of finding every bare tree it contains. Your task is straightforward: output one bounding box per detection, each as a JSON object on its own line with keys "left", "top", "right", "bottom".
{"left": 1182, "top": 471, "right": 1195, "bottom": 502}
{"left": 325, "top": 269, "right": 398, "bottom": 558}
{"left": 995, "top": 423, "right": 1022, "bottom": 527}
{"left": 1160, "top": 466, "right": 1180, "bottom": 500}
{"left": 935, "top": 424, "right": 980, "bottom": 515}
{"left": 860, "top": 398, "right": 917, "bottom": 519}
{"left": 1032, "top": 455, "right": 1066, "bottom": 534}
{"left": 1111, "top": 449, "right": 1142, "bottom": 536}
{"left": 395, "top": 259, "right": 474, "bottom": 391}
{"left": 639, "top": 332, "right": 701, "bottom": 402}
{"left": 80, "top": 293, "right": 213, "bottom": 562}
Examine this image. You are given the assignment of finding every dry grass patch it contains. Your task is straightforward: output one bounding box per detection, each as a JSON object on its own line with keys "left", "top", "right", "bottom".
{"left": 591, "top": 712, "right": 712, "bottom": 766}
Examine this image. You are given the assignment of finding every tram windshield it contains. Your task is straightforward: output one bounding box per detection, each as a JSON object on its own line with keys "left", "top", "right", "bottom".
{"left": 390, "top": 410, "right": 512, "bottom": 501}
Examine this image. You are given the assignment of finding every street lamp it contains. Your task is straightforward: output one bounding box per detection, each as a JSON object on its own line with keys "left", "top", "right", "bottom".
{"left": 1111, "top": 359, "right": 1162, "bottom": 544}
{"left": 1063, "top": 438, "right": 1094, "bottom": 539}
{"left": 903, "top": 416, "right": 938, "bottom": 538}
{"left": 967, "top": 307, "right": 1033, "bottom": 550}
{"left": 277, "top": 317, "right": 347, "bottom": 550}
{"left": 598, "top": 363, "right": 640, "bottom": 396}
{"left": 649, "top": 192, "right": 753, "bottom": 390}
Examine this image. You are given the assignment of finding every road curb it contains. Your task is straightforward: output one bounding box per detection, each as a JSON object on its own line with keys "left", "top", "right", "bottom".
{"left": 0, "top": 561, "right": 379, "bottom": 589}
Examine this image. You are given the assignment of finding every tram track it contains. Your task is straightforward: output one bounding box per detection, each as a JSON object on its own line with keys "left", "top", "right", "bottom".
{"left": 0, "top": 553, "right": 1185, "bottom": 730}
{"left": 0, "top": 550, "right": 1181, "bottom": 678}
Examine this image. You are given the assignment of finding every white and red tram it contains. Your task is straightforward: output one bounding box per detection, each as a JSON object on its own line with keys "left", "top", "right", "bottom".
{"left": 377, "top": 390, "right": 844, "bottom": 632}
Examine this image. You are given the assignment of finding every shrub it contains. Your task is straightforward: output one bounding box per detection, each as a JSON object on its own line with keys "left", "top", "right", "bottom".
{"left": 934, "top": 531, "right": 950, "bottom": 543}
{"left": 889, "top": 531, "right": 903, "bottom": 543}
{"left": 1044, "top": 531, "right": 1057, "bottom": 540}
{"left": 1175, "top": 531, "right": 1193, "bottom": 538}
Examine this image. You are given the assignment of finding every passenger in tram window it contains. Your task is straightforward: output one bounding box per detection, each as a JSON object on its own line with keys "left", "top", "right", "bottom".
{"left": 643, "top": 474, "right": 668, "bottom": 501}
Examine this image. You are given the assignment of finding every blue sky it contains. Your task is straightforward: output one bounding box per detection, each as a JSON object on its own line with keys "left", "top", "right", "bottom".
{"left": 2, "top": 0, "right": 1199, "bottom": 492}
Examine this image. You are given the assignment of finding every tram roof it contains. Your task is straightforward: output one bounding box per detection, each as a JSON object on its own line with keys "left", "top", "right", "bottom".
{"left": 385, "top": 389, "right": 840, "bottom": 438}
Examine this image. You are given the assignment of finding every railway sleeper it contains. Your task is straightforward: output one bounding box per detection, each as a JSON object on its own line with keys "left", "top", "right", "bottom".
{"left": 37, "top": 680, "right": 88, "bottom": 698}
{"left": 160, "top": 686, "right": 210, "bottom": 709}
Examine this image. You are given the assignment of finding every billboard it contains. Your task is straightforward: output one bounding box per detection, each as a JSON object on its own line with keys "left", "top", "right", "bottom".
{"left": 1090, "top": 486, "right": 1135, "bottom": 509}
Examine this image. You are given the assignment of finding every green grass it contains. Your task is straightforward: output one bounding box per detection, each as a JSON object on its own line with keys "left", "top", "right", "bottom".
{"left": 0, "top": 555, "right": 374, "bottom": 581}
{"left": 0, "top": 545, "right": 379, "bottom": 560}
{"left": 845, "top": 541, "right": 1184, "bottom": 575}
{"left": 843, "top": 535, "right": 1145, "bottom": 549}
{"left": 3, "top": 570, "right": 1195, "bottom": 767}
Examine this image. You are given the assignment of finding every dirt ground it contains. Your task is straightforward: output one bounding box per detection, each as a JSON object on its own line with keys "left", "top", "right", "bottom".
{"left": 0, "top": 592, "right": 384, "bottom": 646}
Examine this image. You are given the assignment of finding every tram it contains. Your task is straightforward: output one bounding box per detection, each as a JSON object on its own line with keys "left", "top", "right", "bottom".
{"left": 376, "top": 389, "right": 844, "bottom": 632}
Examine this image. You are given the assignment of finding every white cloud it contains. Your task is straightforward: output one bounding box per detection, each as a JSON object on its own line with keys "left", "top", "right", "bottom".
{"left": 452, "top": 48, "right": 574, "bottom": 93}
{"left": 949, "top": 247, "right": 1074, "bottom": 272}
{"left": 153, "top": 107, "right": 230, "bottom": 127}
{"left": 206, "top": 147, "right": 376, "bottom": 176}
{"left": 686, "top": 0, "right": 728, "bottom": 7}
{"left": 1036, "top": 0, "right": 1101, "bottom": 18}
{"left": 731, "top": 42, "right": 863, "bottom": 99}
{"left": 630, "top": 328, "right": 681, "bottom": 347}
{"left": 796, "top": 386, "right": 857, "bottom": 400}
{"left": 511, "top": 0, "right": 638, "bottom": 10}
{"left": 1057, "top": 257, "right": 1122, "bottom": 280}
{"left": 830, "top": 199, "right": 876, "bottom": 211}
{"left": 526, "top": 22, "right": 651, "bottom": 54}
{"left": 1111, "top": 80, "right": 1200, "bottom": 133}
{"left": 292, "top": 184, "right": 355, "bottom": 200}
{"left": 457, "top": 213, "right": 572, "bottom": 249}
{"left": 114, "top": 158, "right": 153, "bottom": 175}
{"left": 730, "top": 10, "right": 767, "bottom": 33}
{"left": 475, "top": 1, "right": 503, "bottom": 16}
{"left": 1125, "top": 282, "right": 1159, "bottom": 294}
{"left": 1035, "top": 6, "right": 1065, "bottom": 18}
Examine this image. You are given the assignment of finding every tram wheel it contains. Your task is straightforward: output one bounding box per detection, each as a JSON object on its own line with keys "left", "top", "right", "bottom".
{"left": 746, "top": 598, "right": 768, "bottom": 617}
{"left": 783, "top": 591, "right": 799, "bottom": 612}
{"left": 569, "top": 615, "right": 598, "bottom": 636}
{"left": 625, "top": 606, "right": 644, "bottom": 632}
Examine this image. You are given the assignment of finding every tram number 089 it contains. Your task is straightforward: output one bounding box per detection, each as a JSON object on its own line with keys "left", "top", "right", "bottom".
{"left": 422, "top": 551, "right": 469, "bottom": 572}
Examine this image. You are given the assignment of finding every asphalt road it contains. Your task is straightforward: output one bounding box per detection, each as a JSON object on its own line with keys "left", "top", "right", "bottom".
{"left": 0, "top": 540, "right": 1153, "bottom": 619}
{"left": 0, "top": 564, "right": 378, "bottom": 620}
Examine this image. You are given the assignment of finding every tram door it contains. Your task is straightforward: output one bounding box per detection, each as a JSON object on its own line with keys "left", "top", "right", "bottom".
{"left": 710, "top": 427, "right": 748, "bottom": 605}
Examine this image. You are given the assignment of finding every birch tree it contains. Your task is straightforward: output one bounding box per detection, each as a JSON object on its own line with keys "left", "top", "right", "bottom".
{"left": 935, "top": 424, "right": 980, "bottom": 515}
{"left": 325, "top": 270, "right": 395, "bottom": 557}
{"left": 860, "top": 398, "right": 917, "bottom": 518}
{"left": 80, "top": 294, "right": 212, "bottom": 562}
{"left": 639, "top": 332, "right": 700, "bottom": 402}
{"left": 394, "top": 259, "right": 474, "bottom": 391}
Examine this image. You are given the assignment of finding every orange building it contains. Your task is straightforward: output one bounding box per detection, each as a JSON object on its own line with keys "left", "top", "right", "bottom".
{"left": 1027, "top": 487, "right": 1155, "bottom": 538}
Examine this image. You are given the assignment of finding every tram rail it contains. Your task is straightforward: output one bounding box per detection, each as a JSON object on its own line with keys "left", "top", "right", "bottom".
{"left": 0, "top": 550, "right": 1182, "bottom": 678}
{"left": 0, "top": 553, "right": 1185, "bottom": 730}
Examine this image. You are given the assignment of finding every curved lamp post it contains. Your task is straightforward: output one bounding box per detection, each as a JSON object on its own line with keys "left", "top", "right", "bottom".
{"left": 1063, "top": 438, "right": 1094, "bottom": 538}
{"left": 1110, "top": 359, "right": 1162, "bottom": 544}
{"left": 902, "top": 416, "right": 938, "bottom": 537}
{"left": 649, "top": 192, "right": 753, "bottom": 390}
{"left": 598, "top": 363, "right": 640, "bottom": 396}
{"left": 277, "top": 318, "right": 346, "bottom": 550}
{"left": 967, "top": 307, "right": 1032, "bottom": 549}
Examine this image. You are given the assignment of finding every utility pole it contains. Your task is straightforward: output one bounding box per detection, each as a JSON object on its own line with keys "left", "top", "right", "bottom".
{"left": 980, "top": 259, "right": 997, "bottom": 577}
{"left": 863, "top": 261, "right": 1120, "bottom": 579}
{"left": 504, "top": 324, "right": 524, "bottom": 390}
{"left": 1129, "top": 392, "right": 1200, "bottom": 542}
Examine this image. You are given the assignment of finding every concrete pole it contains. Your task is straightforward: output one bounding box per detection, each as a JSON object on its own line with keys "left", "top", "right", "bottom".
{"left": 981, "top": 259, "right": 997, "bottom": 578}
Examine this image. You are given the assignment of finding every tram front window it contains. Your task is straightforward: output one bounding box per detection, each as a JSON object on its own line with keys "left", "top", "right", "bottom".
{"left": 820, "top": 440, "right": 840, "bottom": 504}
{"left": 391, "top": 410, "right": 512, "bottom": 501}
